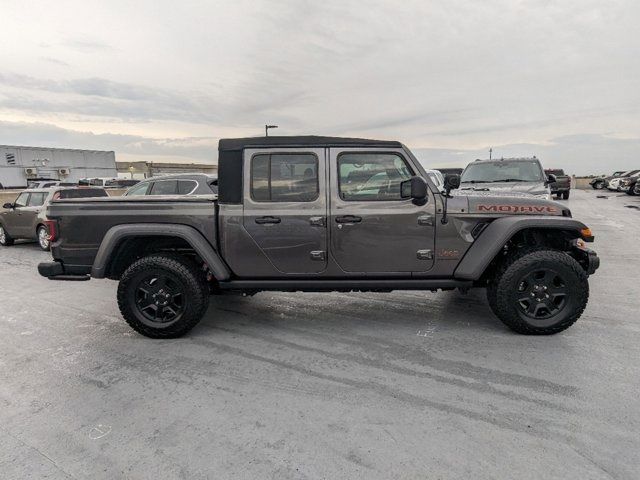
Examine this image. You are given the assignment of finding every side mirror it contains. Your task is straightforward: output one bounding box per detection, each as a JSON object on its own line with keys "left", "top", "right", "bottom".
{"left": 2, "top": 202, "right": 13, "bottom": 209}
{"left": 443, "top": 174, "right": 461, "bottom": 195}
{"left": 401, "top": 176, "right": 428, "bottom": 201}
{"left": 545, "top": 173, "right": 557, "bottom": 185}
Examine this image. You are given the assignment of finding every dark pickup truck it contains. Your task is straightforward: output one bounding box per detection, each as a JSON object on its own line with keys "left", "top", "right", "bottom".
{"left": 544, "top": 169, "right": 571, "bottom": 199}
{"left": 39, "top": 136, "right": 599, "bottom": 338}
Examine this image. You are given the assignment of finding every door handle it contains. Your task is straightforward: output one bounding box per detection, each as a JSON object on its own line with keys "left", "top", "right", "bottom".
{"left": 255, "top": 216, "right": 281, "bottom": 224}
{"left": 309, "top": 216, "right": 325, "bottom": 227}
{"left": 335, "top": 215, "right": 362, "bottom": 224}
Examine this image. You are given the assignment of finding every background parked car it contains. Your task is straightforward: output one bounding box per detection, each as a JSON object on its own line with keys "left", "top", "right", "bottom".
{"left": 544, "top": 168, "right": 571, "bottom": 199}
{"left": 590, "top": 171, "right": 626, "bottom": 190}
{"left": 459, "top": 157, "right": 551, "bottom": 198}
{"left": 124, "top": 173, "right": 218, "bottom": 196}
{"left": 618, "top": 172, "right": 640, "bottom": 195}
{"left": 0, "top": 187, "right": 108, "bottom": 250}
{"left": 607, "top": 170, "right": 640, "bottom": 191}
{"left": 425, "top": 169, "right": 444, "bottom": 190}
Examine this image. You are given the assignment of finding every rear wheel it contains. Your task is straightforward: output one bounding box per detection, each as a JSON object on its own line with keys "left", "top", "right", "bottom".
{"left": 117, "top": 254, "right": 209, "bottom": 338}
{"left": 487, "top": 249, "right": 588, "bottom": 334}
{"left": 37, "top": 225, "right": 50, "bottom": 251}
{"left": 562, "top": 191, "right": 570, "bottom": 199}
{"left": 592, "top": 181, "right": 604, "bottom": 190}
{"left": 626, "top": 186, "right": 636, "bottom": 196}
{"left": 0, "top": 225, "right": 14, "bottom": 246}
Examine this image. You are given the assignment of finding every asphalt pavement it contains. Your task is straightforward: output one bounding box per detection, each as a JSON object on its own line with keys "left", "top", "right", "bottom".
{"left": 1, "top": 189, "right": 639, "bottom": 479}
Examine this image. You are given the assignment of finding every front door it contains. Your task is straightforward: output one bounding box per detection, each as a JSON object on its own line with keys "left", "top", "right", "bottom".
{"left": 242, "top": 148, "right": 328, "bottom": 274}
{"left": 2, "top": 192, "right": 31, "bottom": 237}
{"left": 329, "top": 148, "right": 436, "bottom": 274}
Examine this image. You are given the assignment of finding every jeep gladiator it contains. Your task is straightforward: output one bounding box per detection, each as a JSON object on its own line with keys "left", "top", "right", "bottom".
{"left": 38, "top": 136, "right": 600, "bottom": 338}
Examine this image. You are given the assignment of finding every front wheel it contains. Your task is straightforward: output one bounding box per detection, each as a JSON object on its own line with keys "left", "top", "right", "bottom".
{"left": 562, "top": 191, "right": 570, "bottom": 199}
{"left": 0, "top": 225, "right": 14, "bottom": 246}
{"left": 487, "top": 249, "right": 588, "bottom": 334}
{"left": 117, "top": 254, "right": 209, "bottom": 338}
{"left": 592, "top": 181, "right": 604, "bottom": 190}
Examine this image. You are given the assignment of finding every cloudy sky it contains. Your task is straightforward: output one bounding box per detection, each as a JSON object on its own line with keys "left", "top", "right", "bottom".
{"left": 1, "top": 0, "right": 638, "bottom": 174}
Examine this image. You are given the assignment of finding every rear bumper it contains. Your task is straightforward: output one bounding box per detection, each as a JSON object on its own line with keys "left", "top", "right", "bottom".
{"left": 38, "top": 261, "right": 90, "bottom": 281}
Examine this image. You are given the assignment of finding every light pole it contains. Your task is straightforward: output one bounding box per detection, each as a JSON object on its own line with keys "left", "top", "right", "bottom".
{"left": 489, "top": 147, "right": 493, "bottom": 160}
{"left": 265, "top": 125, "right": 278, "bottom": 136}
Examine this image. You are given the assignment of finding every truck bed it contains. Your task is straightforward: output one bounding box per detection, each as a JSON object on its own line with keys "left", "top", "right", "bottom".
{"left": 47, "top": 195, "right": 218, "bottom": 273}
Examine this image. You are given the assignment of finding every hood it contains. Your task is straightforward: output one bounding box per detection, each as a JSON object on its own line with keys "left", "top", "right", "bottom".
{"left": 452, "top": 190, "right": 565, "bottom": 216}
{"left": 459, "top": 181, "right": 548, "bottom": 197}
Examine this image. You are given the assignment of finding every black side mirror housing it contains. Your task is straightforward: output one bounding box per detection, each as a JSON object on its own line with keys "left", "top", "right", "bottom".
{"left": 545, "top": 173, "right": 557, "bottom": 186}
{"left": 443, "top": 174, "right": 461, "bottom": 195}
{"left": 401, "top": 176, "right": 428, "bottom": 201}
{"left": 2, "top": 202, "right": 13, "bottom": 209}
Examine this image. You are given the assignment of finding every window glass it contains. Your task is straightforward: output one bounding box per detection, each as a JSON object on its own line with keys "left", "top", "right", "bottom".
{"left": 27, "top": 192, "right": 47, "bottom": 206}
{"left": 177, "top": 180, "right": 197, "bottom": 195}
{"left": 125, "top": 182, "right": 150, "bottom": 196}
{"left": 338, "top": 153, "right": 413, "bottom": 201}
{"left": 461, "top": 161, "right": 543, "bottom": 183}
{"left": 251, "top": 153, "right": 318, "bottom": 202}
{"left": 149, "top": 181, "right": 178, "bottom": 195}
{"left": 15, "top": 193, "right": 30, "bottom": 207}
{"left": 59, "top": 188, "right": 109, "bottom": 199}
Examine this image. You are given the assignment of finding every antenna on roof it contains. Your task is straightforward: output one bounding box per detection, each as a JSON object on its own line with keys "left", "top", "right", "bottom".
{"left": 265, "top": 125, "right": 278, "bottom": 137}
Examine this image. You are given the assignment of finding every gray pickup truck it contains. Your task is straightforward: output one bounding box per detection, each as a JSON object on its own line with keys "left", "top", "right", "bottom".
{"left": 38, "top": 136, "right": 600, "bottom": 338}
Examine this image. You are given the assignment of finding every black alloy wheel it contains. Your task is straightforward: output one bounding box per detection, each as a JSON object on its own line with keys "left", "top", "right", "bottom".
{"left": 515, "top": 269, "right": 568, "bottom": 325}
{"left": 134, "top": 273, "right": 186, "bottom": 327}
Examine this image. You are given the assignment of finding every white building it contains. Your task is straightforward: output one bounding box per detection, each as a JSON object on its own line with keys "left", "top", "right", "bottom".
{"left": 0, "top": 145, "right": 117, "bottom": 188}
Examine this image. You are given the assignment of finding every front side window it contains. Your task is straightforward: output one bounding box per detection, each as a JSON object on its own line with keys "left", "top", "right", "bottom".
{"left": 14, "top": 193, "right": 29, "bottom": 207}
{"left": 338, "top": 153, "right": 413, "bottom": 201}
{"left": 149, "top": 181, "right": 178, "bottom": 195}
{"left": 251, "top": 153, "right": 318, "bottom": 202}
{"left": 27, "top": 192, "right": 47, "bottom": 207}
{"left": 125, "top": 182, "right": 150, "bottom": 196}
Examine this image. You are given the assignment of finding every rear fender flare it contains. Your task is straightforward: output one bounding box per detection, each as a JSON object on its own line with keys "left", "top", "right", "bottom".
{"left": 453, "top": 216, "right": 588, "bottom": 280}
{"left": 91, "top": 223, "right": 231, "bottom": 281}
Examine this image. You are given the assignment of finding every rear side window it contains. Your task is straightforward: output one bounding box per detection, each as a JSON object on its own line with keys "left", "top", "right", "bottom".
{"left": 250, "top": 153, "right": 318, "bottom": 202}
{"left": 149, "top": 181, "right": 178, "bottom": 195}
{"left": 177, "top": 180, "right": 197, "bottom": 194}
{"left": 58, "top": 188, "right": 109, "bottom": 199}
{"left": 27, "top": 192, "right": 47, "bottom": 206}
{"left": 338, "top": 153, "right": 413, "bottom": 201}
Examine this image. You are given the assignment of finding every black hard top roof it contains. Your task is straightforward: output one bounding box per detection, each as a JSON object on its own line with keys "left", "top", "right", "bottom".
{"left": 218, "top": 136, "right": 402, "bottom": 151}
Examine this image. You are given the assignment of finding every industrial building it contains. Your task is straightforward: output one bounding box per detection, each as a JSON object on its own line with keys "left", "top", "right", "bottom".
{"left": 0, "top": 145, "right": 117, "bottom": 188}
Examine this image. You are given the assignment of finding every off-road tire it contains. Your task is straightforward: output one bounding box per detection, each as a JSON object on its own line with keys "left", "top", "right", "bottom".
{"left": 486, "top": 248, "right": 588, "bottom": 335}
{"left": 117, "top": 254, "right": 209, "bottom": 338}
{"left": 562, "top": 191, "right": 570, "bottom": 200}
{"left": 0, "top": 224, "right": 14, "bottom": 246}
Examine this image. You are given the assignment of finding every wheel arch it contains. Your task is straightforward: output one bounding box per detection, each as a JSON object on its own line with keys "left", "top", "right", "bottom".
{"left": 454, "top": 216, "right": 590, "bottom": 281}
{"left": 91, "top": 223, "right": 231, "bottom": 281}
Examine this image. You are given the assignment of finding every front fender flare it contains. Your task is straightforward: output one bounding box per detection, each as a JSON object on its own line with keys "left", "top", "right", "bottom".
{"left": 91, "top": 223, "right": 231, "bottom": 281}
{"left": 453, "top": 216, "right": 589, "bottom": 280}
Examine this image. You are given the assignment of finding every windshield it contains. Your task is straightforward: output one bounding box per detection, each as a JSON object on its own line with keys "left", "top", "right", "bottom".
{"left": 461, "top": 161, "right": 543, "bottom": 183}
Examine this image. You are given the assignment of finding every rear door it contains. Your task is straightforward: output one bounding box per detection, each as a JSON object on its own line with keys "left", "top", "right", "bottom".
{"left": 22, "top": 192, "right": 47, "bottom": 238}
{"left": 242, "top": 148, "right": 328, "bottom": 274}
{"left": 329, "top": 148, "right": 436, "bottom": 274}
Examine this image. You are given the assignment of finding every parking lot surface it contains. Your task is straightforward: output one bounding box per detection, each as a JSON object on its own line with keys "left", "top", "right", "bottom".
{"left": 1, "top": 189, "right": 639, "bottom": 479}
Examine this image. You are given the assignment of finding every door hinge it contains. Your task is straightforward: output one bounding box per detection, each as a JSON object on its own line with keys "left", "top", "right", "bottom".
{"left": 416, "top": 249, "right": 433, "bottom": 260}
{"left": 310, "top": 250, "right": 326, "bottom": 261}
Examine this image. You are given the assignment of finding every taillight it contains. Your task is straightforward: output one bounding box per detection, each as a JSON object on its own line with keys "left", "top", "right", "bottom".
{"left": 45, "top": 220, "right": 58, "bottom": 242}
